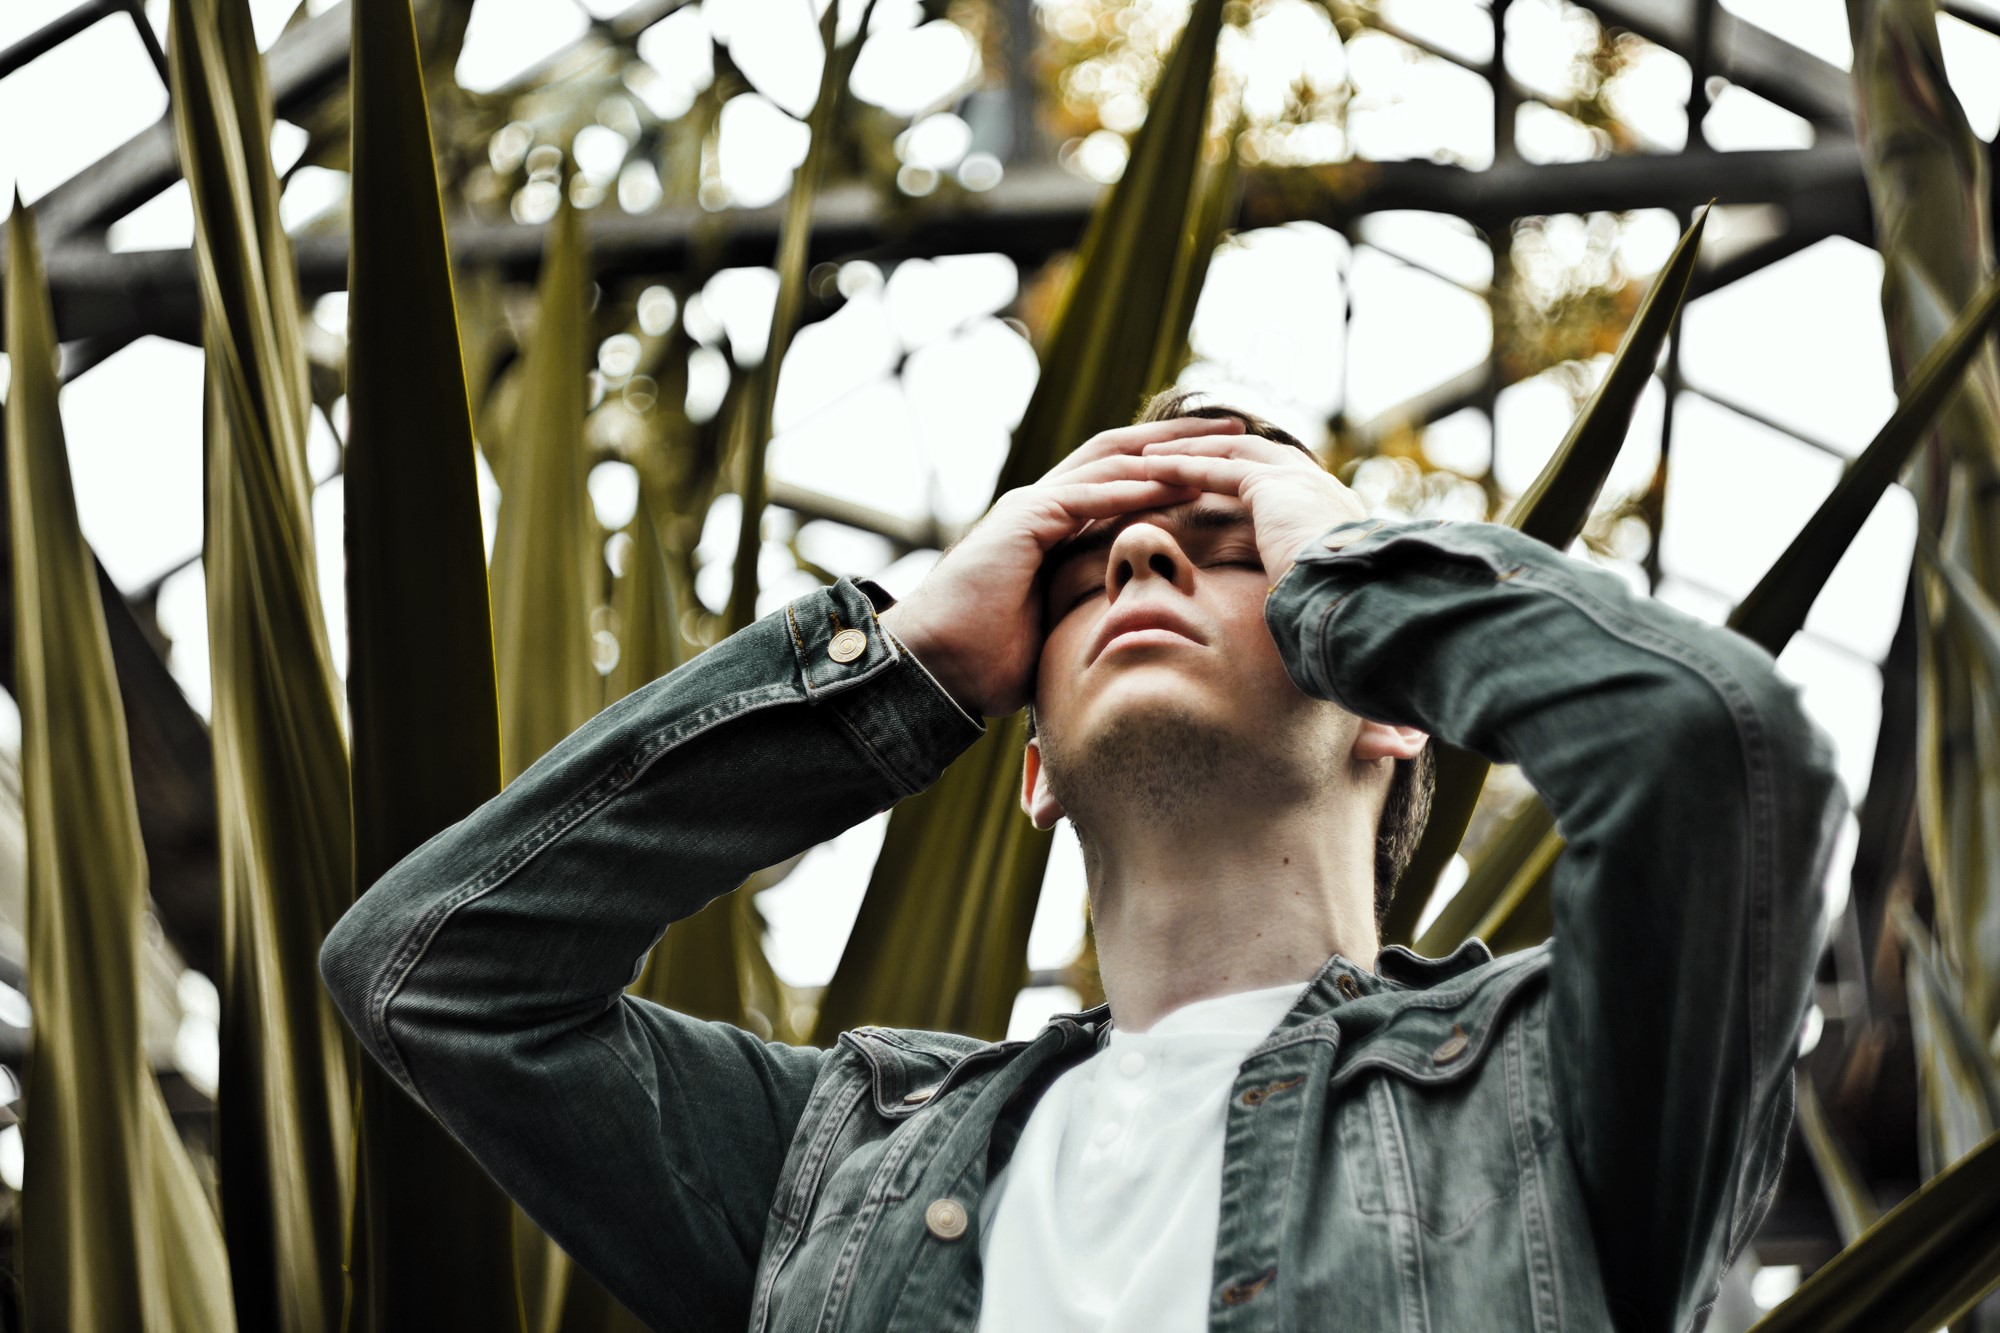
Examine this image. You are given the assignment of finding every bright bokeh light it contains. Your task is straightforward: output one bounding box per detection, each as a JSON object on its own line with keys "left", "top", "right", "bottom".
{"left": 456, "top": 0, "right": 589, "bottom": 93}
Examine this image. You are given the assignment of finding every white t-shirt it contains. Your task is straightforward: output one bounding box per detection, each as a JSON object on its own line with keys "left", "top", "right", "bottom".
{"left": 975, "top": 980, "right": 1308, "bottom": 1332}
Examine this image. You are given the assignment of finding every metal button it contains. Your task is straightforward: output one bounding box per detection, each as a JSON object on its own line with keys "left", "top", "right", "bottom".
{"left": 924, "top": 1197, "right": 968, "bottom": 1241}
{"left": 828, "top": 628, "right": 868, "bottom": 663}
{"left": 1336, "top": 974, "right": 1362, "bottom": 1001}
{"left": 902, "top": 1083, "right": 939, "bottom": 1105}
{"left": 1433, "top": 1024, "right": 1470, "bottom": 1065}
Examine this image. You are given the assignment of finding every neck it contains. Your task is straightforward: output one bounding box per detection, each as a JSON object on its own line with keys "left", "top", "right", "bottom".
{"left": 1080, "top": 794, "right": 1380, "bottom": 1034}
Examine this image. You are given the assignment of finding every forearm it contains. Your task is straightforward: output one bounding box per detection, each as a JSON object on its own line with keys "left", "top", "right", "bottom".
{"left": 319, "top": 573, "right": 985, "bottom": 1104}
{"left": 1266, "top": 517, "right": 1846, "bottom": 1322}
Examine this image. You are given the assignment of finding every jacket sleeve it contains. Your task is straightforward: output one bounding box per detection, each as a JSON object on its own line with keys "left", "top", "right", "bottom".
{"left": 318, "top": 575, "right": 986, "bottom": 1332}
{"left": 1264, "top": 517, "right": 1847, "bottom": 1331}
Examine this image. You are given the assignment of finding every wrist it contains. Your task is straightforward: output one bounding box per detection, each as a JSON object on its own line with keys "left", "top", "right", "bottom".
{"left": 879, "top": 604, "right": 985, "bottom": 717}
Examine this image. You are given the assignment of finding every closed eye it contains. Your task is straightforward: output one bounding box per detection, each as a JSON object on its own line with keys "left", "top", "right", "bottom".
{"left": 1064, "top": 584, "right": 1105, "bottom": 614}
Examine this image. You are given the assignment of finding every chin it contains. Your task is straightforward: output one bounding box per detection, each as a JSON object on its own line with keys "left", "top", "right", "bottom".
{"left": 1080, "top": 669, "right": 1229, "bottom": 728}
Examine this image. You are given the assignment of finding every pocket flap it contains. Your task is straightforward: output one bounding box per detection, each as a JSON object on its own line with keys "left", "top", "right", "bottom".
{"left": 1328, "top": 944, "right": 1552, "bottom": 1091}
{"left": 837, "top": 1025, "right": 990, "bottom": 1118}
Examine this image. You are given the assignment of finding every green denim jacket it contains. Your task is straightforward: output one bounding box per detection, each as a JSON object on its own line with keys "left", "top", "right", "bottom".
{"left": 319, "top": 517, "right": 1847, "bottom": 1333}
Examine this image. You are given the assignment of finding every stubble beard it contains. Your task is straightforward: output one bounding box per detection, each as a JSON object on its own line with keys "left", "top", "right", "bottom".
{"left": 1039, "top": 699, "right": 1306, "bottom": 846}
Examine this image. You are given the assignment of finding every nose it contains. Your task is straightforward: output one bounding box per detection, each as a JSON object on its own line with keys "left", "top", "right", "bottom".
{"left": 1104, "top": 520, "right": 1195, "bottom": 600}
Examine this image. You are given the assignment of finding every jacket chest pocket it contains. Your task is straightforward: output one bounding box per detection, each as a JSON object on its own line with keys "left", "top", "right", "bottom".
{"left": 1337, "top": 1014, "right": 1556, "bottom": 1240}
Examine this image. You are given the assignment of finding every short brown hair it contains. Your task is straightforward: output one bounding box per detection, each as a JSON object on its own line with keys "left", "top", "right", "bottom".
{"left": 1027, "top": 387, "right": 1438, "bottom": 929}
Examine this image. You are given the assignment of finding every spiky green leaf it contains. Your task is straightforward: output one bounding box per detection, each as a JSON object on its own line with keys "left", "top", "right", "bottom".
{"left": 490, "top": 200, "right": 597, "bottom": 787}
{"left": 6, "top": 199, "right": 235, "bottom": 1333}
{"left": 169, "top": 0, "right": 355, "bottom": 1322}
{"left": 342, "top": 0, "right": 523, "bottom": 1324}
{"left": 1796, "top": 1079, "right": 1882, "bottom": 1249}
{"left": 1751, "top": 1125, "right": 2000, "bottom": 1332}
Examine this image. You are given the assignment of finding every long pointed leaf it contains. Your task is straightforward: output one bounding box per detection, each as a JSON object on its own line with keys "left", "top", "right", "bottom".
{"left": 1893, "top": 902, "right": 2000, "bottom": 1173}
{"left": 169, "top": 0, "right": 355, "bottom": 1324}
{"left": 814, "top": 0, "right": 1231, "bottom": 1040}
{"left": 1728, "top": 266, "right": 2000, "bottom": 655}
{"left": 1796, "top": 1078, "right": 1882, "bottom": 1249}
{"left": 1501, "top": 207, "right": 1711, "bottom": 543}
{"left": 490, "top": 199, "right": 596, "bottom": 787}
{"left": 1386, "top": 211, "right": 1708, "bottom": 947}
{"left": 1412, "top": 800, "right": 1554, "bottom": 958}
{"left": 6, "top": 200, "right": 235, "bottom": 1333}
{"left": 1751, "top": 1124, "right": 2000, "bottom": 1332}
{"left": 342, "top": 0, "right": 523, "bottom": 1325}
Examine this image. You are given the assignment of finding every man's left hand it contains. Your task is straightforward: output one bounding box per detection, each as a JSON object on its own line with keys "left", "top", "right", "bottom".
{"left": 1138, "top": 433, "right": 1371, "bottom": 586}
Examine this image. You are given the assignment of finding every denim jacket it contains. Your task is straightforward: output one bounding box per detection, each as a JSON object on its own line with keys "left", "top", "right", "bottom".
{"left": 319, "top": 518, "right": 1847, "bottom": 1333}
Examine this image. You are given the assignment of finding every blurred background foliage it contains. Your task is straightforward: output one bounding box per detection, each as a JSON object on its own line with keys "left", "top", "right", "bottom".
{"left": 4, "top": 0, "right": 2000, "bottom": 1326}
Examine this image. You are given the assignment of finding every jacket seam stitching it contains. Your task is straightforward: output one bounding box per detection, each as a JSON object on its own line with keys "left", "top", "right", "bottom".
{"left": 361, "top": 683, "right": 799, "bottom": 1090}
{"left": 753, "top": 1074, "right": 870, "bottom": 1333}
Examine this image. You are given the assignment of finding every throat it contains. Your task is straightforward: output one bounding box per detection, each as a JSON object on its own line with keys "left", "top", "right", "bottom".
{"left": 1078, "top": 823, "right": 1379, "bottom": 1036}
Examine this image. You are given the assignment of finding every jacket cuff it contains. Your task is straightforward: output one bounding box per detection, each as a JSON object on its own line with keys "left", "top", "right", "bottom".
{"left": 1266, "top": 518, "right": 1520, "bottom": 704}
{"left": 786, "top": 576, "right": 986, "bottom": 799}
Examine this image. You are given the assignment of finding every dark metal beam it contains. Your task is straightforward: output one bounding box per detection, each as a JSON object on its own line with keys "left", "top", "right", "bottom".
{"left": 1572, "top": 0, "right": 1853, "bottom": 129}
{"left": 34, "top": 0, "right": 356, "bottom": 242}
{"left": 119, "top": 0, "right": 169, "bottom": 84}
{"left": 25, "top": 145, "right": 1872, "bottom": 346}
{"left": 1945, "top": 1, "right": 2000, "bottom": 39}
{"left": 0, "top": 0, "right": 121, "bottom": 81}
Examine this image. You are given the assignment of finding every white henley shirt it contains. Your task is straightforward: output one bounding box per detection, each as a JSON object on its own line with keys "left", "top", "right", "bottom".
{"left": 974, "top": 979, "right": 1309, "bottom": 1332}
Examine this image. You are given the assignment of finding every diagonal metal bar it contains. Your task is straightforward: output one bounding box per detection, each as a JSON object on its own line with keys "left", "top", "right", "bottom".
{"left": 1572, "top": 0, "right": 1854, "bottom": 128}
{"left": 33, "top": 0, "right": 355, "bottom": 241}
{"left": 119, "top": 0, "right": 169, "bottom": 82}
{"left": 0, "top": 0, "right": 122, "bottom": 81}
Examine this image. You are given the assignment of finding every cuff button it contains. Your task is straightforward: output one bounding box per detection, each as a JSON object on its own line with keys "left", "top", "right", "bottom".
{"left": 828, "top": 628, "right": 869, "bottom": 663}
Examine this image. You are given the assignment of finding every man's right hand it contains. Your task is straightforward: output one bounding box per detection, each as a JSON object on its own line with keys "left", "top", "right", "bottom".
{"left": 877, "top": 415, "right": 1244, "bottom": 717}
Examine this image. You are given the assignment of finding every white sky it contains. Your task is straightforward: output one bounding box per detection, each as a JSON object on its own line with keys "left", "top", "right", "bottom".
{"left": 3, "top": 0, "right": 1997, "bottom": 1046}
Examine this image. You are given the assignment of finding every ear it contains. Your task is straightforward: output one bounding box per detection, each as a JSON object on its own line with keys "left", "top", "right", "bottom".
{"left": 1352, "top": 719, "right": 1429, "bottom": 764}
{"left": 1020, "top": 735, "right": 1067, "bottom": 830}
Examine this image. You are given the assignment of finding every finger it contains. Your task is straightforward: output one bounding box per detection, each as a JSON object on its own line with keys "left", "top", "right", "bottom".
{"left": 1140, "top": 434, "right": 1315, "bottom": 467}
{"left": 1139, "top": 453, "right": 1257, "bottom": 496}
{"left": 1038, "top": 478, "right": 1200, "bottom": 528}
{"left": 1039, "top": 450, "right": 1166, "bottom": 487}
{"left": 1041, "top": 414, "right": 1246, "bottom": 482}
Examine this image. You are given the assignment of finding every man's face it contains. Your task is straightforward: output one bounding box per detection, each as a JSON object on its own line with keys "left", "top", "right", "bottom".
{"left": 1028, "top": 493, "right": 1355, "bottom": 823}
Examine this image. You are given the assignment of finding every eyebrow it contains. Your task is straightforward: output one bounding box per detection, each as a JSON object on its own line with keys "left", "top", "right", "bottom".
{"left": 1042, "top": 505, "right": 1254, "bottom": 583}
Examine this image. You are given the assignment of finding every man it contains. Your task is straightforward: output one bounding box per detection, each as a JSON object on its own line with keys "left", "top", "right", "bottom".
{"left": 321, "top": 390, "right": 1846, "bottom": 1333}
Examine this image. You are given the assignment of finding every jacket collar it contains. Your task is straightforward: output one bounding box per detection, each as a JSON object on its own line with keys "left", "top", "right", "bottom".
{"left": 1051, "top": 935, "right": 1504, "bottom": 1052}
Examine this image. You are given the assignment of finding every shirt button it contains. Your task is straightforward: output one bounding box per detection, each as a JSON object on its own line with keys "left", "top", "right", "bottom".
{"left": 924, "top": 1198, "right": 968, "bottom": 1241}
{"left": 1118, "top": 1051, "right": 1146, "bottom": 1077}
{"left": 1336, "top": 974, "right": 1361, "bottom": 1001}
{"left": 828, "top": 628, "right": 868, "bottom": 663}
{"left": 1092, "top": 1121, "right": 1121, "bottom": 1148}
